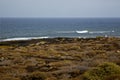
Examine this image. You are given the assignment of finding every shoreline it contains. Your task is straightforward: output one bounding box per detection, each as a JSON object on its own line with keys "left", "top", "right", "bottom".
{"left": 0, "top": 37, "right": 112, "bottom": 45}
{"left": 0, "top": 36, "right": 119, "bottom": 42}
{"left": 0, "top": 36, "right": 120, "bottom": 45}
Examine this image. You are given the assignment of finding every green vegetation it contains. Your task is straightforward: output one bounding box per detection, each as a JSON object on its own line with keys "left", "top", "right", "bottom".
{"left": 105, "top": 74, "right": 120, "bottom": 80}
{"left": 83, "top": 62, "right": 120, "bottom": 80}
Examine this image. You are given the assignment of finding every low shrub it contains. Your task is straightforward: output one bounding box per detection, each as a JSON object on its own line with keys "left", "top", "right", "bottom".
{"left": 45, "top": 77, "right": 57, "bottom": 80}
{"left": 105, "top": 74, "right": 120, "bottom": 80}
{"left": 21, "top": 71, "right": 47, "bottom": 80}
{"left": 83, "top": 62, "right": 120, "bottom": 80}
{"left": 25, "top": 65, "right": 37, "bottom": 72}
{"left": 1, "top": 77, "right": 20, "bottom": 80}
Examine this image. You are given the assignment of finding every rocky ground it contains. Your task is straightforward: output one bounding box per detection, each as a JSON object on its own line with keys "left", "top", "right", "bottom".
{"left": 0, "top": 37, "right": 120, "bottom": 80}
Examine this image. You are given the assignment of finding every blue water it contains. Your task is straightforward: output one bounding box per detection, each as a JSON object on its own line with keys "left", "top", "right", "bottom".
{"left": 0, "top": 18, "right": 120, "bottom": 41}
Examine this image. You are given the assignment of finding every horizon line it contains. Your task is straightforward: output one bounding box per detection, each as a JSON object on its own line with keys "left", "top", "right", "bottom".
{"left": 1, "top": 16, "right": 120, "bottom": 19}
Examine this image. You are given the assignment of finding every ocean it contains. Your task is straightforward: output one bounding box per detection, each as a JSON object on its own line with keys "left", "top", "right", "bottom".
{"left": 0, "top": 18, "right": 120, "bottom": 41}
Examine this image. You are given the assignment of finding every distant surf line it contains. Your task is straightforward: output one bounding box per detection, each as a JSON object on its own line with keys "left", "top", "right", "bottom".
{"left": 0, "top": 30, "right": 115, "bottom": 42}
{"left": 57, "top": 30, "right": 115, "bottom": 34}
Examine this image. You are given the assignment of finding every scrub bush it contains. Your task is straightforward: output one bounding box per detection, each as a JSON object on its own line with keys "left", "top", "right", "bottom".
{"left": 83, "top": 62, "right": 120, "bottom": 80}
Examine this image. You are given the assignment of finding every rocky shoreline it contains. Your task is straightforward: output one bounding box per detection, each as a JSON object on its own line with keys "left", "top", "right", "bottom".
{"left": 0, "top": 37, "right": 120, "bottom": 80}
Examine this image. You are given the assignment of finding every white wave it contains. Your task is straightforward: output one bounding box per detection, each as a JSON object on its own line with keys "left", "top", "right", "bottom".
{"left": 76, "top": 30, "right": 88, "bottom": 33}
{"left": 1, "top": 36, "right": 49, "bottom": 42}
{"left": 76, "top": 30, "right": 115, "bottom": 34}
{"left": 57, "top": 31, "right": 75, "bottom": 33}
{"left": 112, "top": 30, "right": 115, "bottom": 32}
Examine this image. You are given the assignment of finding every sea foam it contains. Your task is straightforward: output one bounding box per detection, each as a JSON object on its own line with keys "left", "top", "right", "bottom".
{"left": 76, "top": 30, "right": 89, "bottom": 33}
{"left": 0, "top": 36, "right": 49, "bottom": 42}
{"left": 89, "top": 30, "right": 115, "bottom": 34}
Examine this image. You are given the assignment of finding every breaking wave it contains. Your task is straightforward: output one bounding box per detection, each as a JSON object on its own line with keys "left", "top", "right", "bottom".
{"left": 76, "top": 30, "right": 88, "bottom": 33}
{"left": 76, "top": 30, "right": 115, "bottom": 34}
{"left": 0, "top": 36, "right": 49, "bottom": 42}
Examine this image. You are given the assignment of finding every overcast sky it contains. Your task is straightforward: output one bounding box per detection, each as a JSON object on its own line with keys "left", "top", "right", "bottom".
{"left": 0, "top": 0, "right": 120, "bottom": 18}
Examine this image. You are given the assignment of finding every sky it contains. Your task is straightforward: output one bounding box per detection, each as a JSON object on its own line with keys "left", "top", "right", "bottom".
{"left": 0, "top": 0, "right": 120, "bottom": 18}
